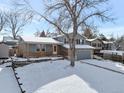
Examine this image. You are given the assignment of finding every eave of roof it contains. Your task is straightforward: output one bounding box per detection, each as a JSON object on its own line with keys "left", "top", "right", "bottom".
{"left": 63, "top": 44, "right": 94, "bottom": 49}
{"left": 21, "top": 36, "right": 62, "bottom": 45}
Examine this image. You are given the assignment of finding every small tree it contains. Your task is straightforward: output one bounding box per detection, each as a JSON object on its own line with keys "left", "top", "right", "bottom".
{"left": 40, "top": 30, "right": 46, "bottom": 37}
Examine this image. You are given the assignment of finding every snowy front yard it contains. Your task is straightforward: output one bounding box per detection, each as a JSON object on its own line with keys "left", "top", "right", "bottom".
{"left": 15, "top": 59, "right": 124, "bottom": 93}
{"left": 0, "top": 63, "right": 21, "bottom": 93}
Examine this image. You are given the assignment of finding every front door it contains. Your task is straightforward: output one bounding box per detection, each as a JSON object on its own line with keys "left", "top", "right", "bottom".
{"left": 53, "top": 45, "right": 57, "bottom": 55}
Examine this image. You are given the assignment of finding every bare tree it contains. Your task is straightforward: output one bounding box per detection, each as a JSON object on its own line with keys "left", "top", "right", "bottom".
{"left": 16, "top": 0, "right": 113, "bottom": 66}
{"left": 0, "top": 11, "right": 7, "bottom": 32}
{"left": 34, "top": 31, "right": 41, "bottom": 37}
{"left": 5, "top": 10, "right": 32, "bottom": 39}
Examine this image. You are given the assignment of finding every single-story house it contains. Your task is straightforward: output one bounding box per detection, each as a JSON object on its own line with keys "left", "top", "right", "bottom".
{"left": 61, "top": 44, "right": 94, "bottom": 60}
{"left": 17, "top": 36, "right": 62, "bottom": 58}
{"left": 17, "top": 33, "right": 94, "bottom": 60}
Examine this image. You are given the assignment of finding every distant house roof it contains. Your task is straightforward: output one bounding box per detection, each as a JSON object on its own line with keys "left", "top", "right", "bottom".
{"left": 63, "top": 44, "right": 94, "bottom": 49}
{"left": 86, "top": 38, "right": 103, "bottom": 42}
{"left": 86, "top": 38, "right": 114, "bottom": 44}
{"left": 102, "top": 41, "right": 113, "bottom": 44}
{"left": 21, "top": 36, "right": 62, "bottom": 44}
{"left": 53, "top": 32, "right": 86, "bottom": 39}
{"left": 86, "top": 38, "right": 97, "bottom": 42}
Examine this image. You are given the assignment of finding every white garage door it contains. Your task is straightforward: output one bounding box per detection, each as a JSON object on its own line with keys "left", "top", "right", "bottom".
{"left": 76, "top": 50, "right": 92, "bottom": 60}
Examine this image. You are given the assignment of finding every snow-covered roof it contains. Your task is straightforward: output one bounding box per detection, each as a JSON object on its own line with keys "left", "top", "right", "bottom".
{"left": 86, "top": 38, "right": 98, "bottom": 42}
{"left": 63, "top": 44, "right": 94, "bottom": 49}
{"left": 53, "top": 32, "right": 86, "bottom": 39}
{"left": 102, "top": 41, "right": 113, "bottom": 44}
{"left": 21, "top": 36, "right": 62, "bottom": 44}
{"left": 100, "top": 50, "right": 124, "bottom": 56}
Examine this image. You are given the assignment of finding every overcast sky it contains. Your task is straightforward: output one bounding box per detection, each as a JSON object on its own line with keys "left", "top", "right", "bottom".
{"left": 0, "top": 0, "right": 124, "bottom": 38}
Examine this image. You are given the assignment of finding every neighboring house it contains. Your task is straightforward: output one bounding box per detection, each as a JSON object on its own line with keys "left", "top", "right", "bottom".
{"left": 86, "top": 38, "right": 103, "bottom": 54}
{"left": 102, "top": 41, "right": 114, "bottom": 50}
{"left": 54, "top": 33, "right": 94, "bottom": 60}
{"left": 3, "top": 36, "right": 18, "bottom": 48}
{"left": 54, "top": 33, "right": 86, "bottom": 45}
{"left": 2, "top": 36, "right": 18, "bottom": 56}
{"left": 118, "top": 41, "right": 124, "bottom": 51}
{"left": 0, "top": 43, "right": 9, "bottom": 59}
{"left": 17, "top": 36, "right": 62, "bottom": 58}
{"left": 86, "top": 38, "right": 114, "bottom": 53}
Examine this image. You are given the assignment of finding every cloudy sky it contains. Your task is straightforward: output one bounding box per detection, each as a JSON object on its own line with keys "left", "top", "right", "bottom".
{"left": 0, "top": 0, "right": 124, "bottom": 38}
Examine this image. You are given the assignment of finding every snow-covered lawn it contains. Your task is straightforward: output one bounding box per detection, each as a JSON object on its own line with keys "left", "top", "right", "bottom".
{"left": 6, "top": 57, "right": 63, "bottom": 62}
{"left": 16, "top": 59, "right": 124, "bottom": 93}
{"left": 82, "top": 59, "right": 124, "bottom": 72}
{"left": 0, "top": 63, "right": 21, "bottom": 93}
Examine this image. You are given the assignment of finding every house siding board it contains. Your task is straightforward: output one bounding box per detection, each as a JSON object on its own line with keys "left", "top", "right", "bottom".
{"left": 17, "top": 43, "right": 54, "bottom": 58}
{"left": 58, "top": 45, "right": 68, "bottom": 58}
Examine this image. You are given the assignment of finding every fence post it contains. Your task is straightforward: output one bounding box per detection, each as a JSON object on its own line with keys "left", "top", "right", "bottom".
{"left": 122, "top": 53, "right": 124, "bottom": 64}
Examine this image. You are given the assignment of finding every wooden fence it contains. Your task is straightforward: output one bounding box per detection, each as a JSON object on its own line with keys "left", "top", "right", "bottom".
{"left": 103, "top": 53, "right": 124, "bottom": 63}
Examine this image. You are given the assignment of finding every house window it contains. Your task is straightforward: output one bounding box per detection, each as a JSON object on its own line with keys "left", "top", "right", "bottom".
{"left": 79, "top": 39, "right": 80, "bottom": 44}
{"left": 64, "top": 38, "right": 68, "bottom": 44}
{"left": 92, "top": 43, "right": 96, "bottom": 47}
{"left": 82, "top": 40, "right": 84, "bottom": 44}
{"left": 29, "top": 44, "right": 37, "bottom": 52}
{"left": 76, "top": 39, "right": 80, "bottom": 44}
{"left": 64, "top": 38, "right": 66, "bottom": 43}
{"left": 76, "top": 39, "right": 78, "bottom": 44}
{"left": 41, "top": 44, "right": 46, "bottom": 51}
{"left": 36, "top": 44, "right": 41, "bottom": 51}
{"left": 53, "top": 45, "right": 57, "bottom": 52}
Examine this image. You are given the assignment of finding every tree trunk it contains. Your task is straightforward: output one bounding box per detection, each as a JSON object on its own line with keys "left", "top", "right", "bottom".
{"left": 70, "top": 46, "right": 75, "bottom": 67}
{"left": 69, "top": 38, "right": 76, "bottom": 67}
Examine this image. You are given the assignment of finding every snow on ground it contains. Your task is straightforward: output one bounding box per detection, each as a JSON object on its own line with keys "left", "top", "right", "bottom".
{"left": 82, "top": 59, "right": 124, "bottom": 72}
{"left": 16, "top": 59, "right": 124, "bottom": 93}
{"left": 0, "top": 63, "right": 21, "bottom": 93}
{"left": 6, "top": 57, "right": 63, "bottom": 62}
